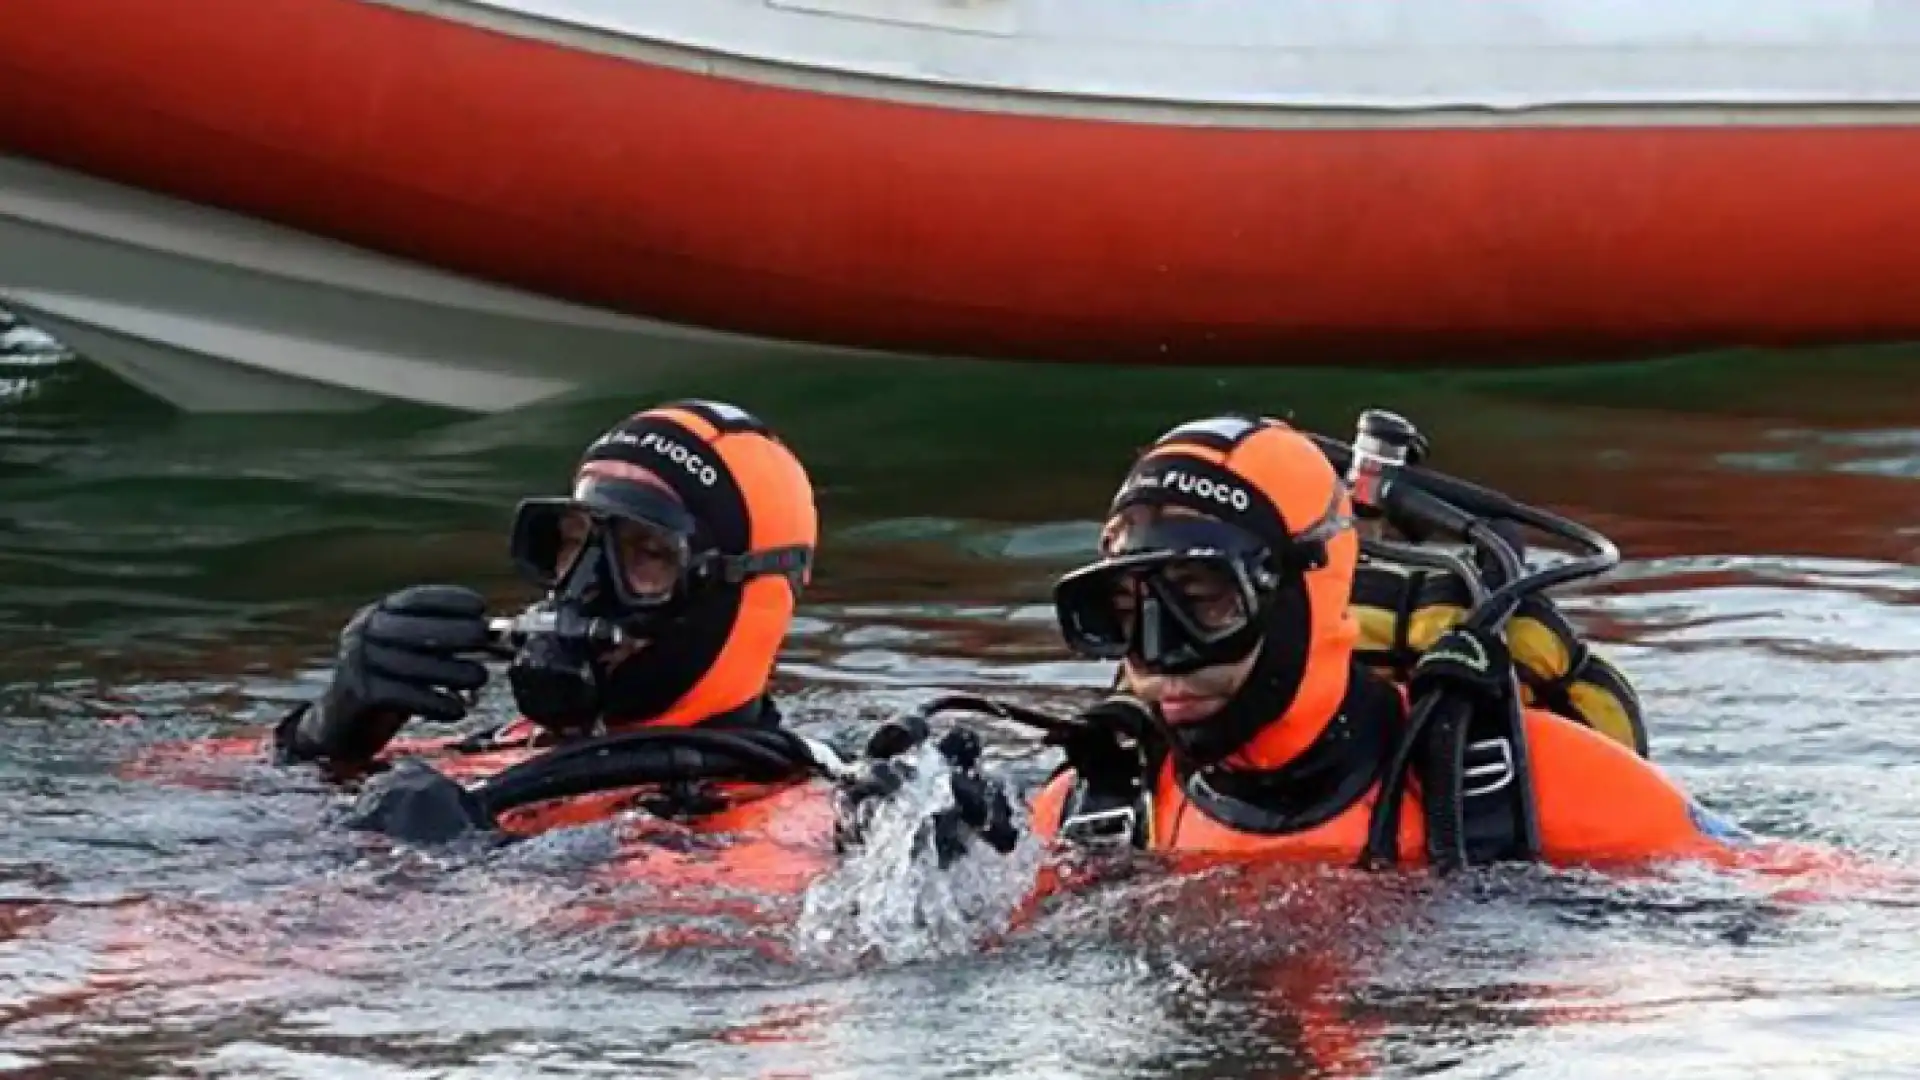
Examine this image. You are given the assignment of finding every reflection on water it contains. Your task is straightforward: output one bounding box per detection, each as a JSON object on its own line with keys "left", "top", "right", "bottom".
{"left": 0, "top": 343, "right": 1916, "bottom": 1078}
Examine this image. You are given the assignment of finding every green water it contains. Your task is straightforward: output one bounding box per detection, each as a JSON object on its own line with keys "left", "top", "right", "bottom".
{"left": 2, "top": 345, "right": 1912, "bottom": 647}
{"left": 1, "top": 343, "right": 1917, "bottom": 1079}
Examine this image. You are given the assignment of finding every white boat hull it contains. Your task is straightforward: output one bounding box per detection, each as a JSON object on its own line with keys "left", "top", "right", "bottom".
{"left": 0, "top": 157, "right": 897, "bottom": 413}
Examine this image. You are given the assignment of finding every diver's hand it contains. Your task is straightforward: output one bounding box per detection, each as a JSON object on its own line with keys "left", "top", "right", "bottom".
{"left": 1410, "top": 625, "right": 1513, "bottom": 704}
{"left": 926, "top": 728, "right": 1020, "bottom": 867}
{"left": 280, "top": 585, "right": 491, "bottom": 765}
{"left": 832, "top": 723, "right": 1019, "bottom": 867}
{"left": 831, "top": 720, "right": 917, "bottom": 853}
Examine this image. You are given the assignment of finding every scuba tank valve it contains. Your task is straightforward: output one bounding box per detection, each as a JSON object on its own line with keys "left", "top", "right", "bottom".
{"left": 1347, "top": 408, "right": 1430, "bottom": 539}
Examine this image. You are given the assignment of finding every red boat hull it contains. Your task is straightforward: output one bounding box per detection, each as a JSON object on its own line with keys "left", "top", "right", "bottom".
{"left": 6, "top": 0, "right": 1920, "bottom": 366}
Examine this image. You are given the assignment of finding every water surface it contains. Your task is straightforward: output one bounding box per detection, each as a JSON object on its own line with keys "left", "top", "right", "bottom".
{"left": 0, "top": 336, "right": 1916, "bottom": 1079}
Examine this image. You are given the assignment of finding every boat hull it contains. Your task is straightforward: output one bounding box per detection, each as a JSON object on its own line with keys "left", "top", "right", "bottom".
{"left": 4, "top": 0, "right": 1920, "bottom": 408}
{"left": 0, "top": 156, "right": 894, "bottom": 412}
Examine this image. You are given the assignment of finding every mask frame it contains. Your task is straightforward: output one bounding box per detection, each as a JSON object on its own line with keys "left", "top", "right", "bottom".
{"left": 510, "top": 475, "right": 812, "bottom": 634}
{"left": 1054, "top": 517, "right": 1281, "bottom": 675}
{"left": 511, "top": 477, "right": 699, "bottom": 600}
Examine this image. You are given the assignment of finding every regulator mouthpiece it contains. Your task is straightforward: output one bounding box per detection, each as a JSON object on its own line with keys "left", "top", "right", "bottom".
{"left": 487, "top": 606, "right": 630, "bottom": 651}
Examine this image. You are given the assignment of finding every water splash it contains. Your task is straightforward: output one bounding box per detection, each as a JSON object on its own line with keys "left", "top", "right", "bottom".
{"left": 791, "top": 742, "right": 1045, "bottom": 969}
{"left": 0, "top": 309, "right": 67, "bottom": 406}
{"left": 0, "top": 309, "right": 63, "bottom": 358}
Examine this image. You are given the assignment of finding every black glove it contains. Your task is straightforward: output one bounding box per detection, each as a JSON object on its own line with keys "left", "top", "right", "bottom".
{"left": 927, "top": 728, "right": 1019, "bottom": 866}
{"left": 343, "top": 758, "right": 500, "bottom": 846}
{"left": 832, "top": 721, "right": 1019, "bottom": 868}
{"left": 1410, "top": 625, "right": 1513, "bottom": 705}
{"left": 277, "top": 585, "right": 491, "bottom": 766}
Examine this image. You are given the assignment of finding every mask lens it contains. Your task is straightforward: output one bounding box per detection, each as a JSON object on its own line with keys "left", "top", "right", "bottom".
{"left": 511, "top": 480, "right": 700, "bottom": 610}
{"left": 607, "top": 516, "right": 690, "bottom": 605}
{"left": 555, "top": 508, "right": 594, "bottom": 581}
{"left": 1153, "top": 557, "right": 1252, "bottom": 640}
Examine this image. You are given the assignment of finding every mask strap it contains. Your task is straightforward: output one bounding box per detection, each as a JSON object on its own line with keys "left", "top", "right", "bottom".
{"left": 1272, "top": 482, "right": 1354, "bottom": 573}
{"left": 713, "top": 545, "right": 813, "bottom": 589}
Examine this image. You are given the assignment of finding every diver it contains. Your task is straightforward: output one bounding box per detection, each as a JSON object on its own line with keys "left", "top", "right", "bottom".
{"left": 848, "top": 410, "right": 1768, "bottom": 873}
{"left": 1034, "top": 411, "right": 1761, "bottom": 868}
{"left": 269, "top": 399, "right": 830, "bottom": 844}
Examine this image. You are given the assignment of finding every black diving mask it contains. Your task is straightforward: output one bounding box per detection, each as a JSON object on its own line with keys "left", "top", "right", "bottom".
{"left": 511, "top": 475, "right": 812, "bottom": 626}
{"left": 1053, "top": 518, "right": 1280, "bottom": 676}
{"left": 510, "top": 475, "right": 705, "bottom": 626}
{"left": 504, "top": 475, "right": 814, "bottom": 736}
{"left": 506, "top": 476, "right": 706, "bottom": 736}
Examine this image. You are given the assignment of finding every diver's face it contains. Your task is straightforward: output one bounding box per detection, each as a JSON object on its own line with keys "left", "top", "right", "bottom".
{"left": 548, "top": 462, "right": 694, "bottom": 671}
{"left": 549, "top": 520, "right": 653, "bottom": 672}
{"left": 1103, "top": 507, "right": 1260, "bottom": 725}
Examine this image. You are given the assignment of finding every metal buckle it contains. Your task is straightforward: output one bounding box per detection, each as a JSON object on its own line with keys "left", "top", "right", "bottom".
{"left": 1461, "top": 737, "right": 1514, "bottom": 798}
{"left": 1059, "top": 805, "right": 1139, "bottom": 847}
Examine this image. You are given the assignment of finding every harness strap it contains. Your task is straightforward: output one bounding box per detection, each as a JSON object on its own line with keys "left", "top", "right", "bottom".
{"left": 1409, "top": 682, "right": 1540, "bottom": 870}
{"left": 1051, "top": 716, "right": 1168, "bottom": 851}
{"left": 1453, "top": 703, "right": 1538, "bottom": 865}
{"left": 1056, "top": 765, "right": 1156, "bottom": 849}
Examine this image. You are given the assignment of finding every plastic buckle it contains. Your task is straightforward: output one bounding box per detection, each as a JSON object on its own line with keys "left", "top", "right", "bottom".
{"left": 1059, "top": 805, "right": 1139, "bottom": 847}
{"left": 1461, "top": 737, "right": 1514, "bottom": 797}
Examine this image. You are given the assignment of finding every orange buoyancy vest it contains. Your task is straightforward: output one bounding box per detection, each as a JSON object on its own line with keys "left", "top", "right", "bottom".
{"left": 1031, "top": 705, "right": 1751, "bottom": 871}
